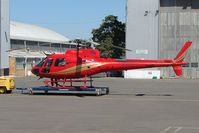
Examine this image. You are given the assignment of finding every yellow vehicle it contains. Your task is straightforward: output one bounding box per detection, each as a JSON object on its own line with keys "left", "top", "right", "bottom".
{"left": 0, "top": 77, "right": 15, "bottom": 94}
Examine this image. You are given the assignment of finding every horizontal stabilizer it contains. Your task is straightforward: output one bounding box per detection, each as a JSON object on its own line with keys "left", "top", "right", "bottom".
{"left": 172, "top": 65, "right": 182, "bottom": 76}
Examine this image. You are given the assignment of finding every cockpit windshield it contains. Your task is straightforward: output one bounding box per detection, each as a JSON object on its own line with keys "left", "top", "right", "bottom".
{"left": 36, "top": 58, "right": 47, "bottom": 67}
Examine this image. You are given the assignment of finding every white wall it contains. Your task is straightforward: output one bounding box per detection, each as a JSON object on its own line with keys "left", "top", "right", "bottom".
{"left": 125, "top": 0, "right": 160, "bottom": 78}
{"left": 124, "top": 69, "right": 160, "bottom": 79}
{"left": 0, "top": 0, "right": 10, "bottom": 69}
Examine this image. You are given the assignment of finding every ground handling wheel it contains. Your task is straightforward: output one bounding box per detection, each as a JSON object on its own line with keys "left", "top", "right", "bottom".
{"left": 0, "top": 87, "right": 6, "bottom": 94}
{"left": 28, "top": 88, "right": 33, "bottom": 95}
{"left": 106, "top": 88, "right": 109, "bottom": 95}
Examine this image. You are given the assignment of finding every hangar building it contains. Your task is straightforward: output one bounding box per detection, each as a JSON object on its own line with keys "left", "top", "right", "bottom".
{"left": 9, "top": 21, "right": 78, "bottom": 76}
{"left": 125, "top": 0, "right": 199, "bottom": 79}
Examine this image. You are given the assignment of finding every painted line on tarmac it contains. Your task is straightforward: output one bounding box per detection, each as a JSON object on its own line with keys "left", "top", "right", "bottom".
{"left": 90, "top": 97, "right": 199, "bottom": 102}
{"left": 161, "top": 126, "right": 199, "bottom": 133}
{"left": 174, "top": 126, "right": 199, "bottom": 130}
{"left": 173, "top": 127, "right": 183, "bottom": 133}
{"left": 3, "top": 94, "right": 199, "bottom": 102}
{"left": 160, "top": 126, "right": 172, "bottom": 133}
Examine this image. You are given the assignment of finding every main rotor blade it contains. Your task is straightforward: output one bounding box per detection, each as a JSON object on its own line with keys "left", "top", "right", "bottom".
{"left": 91, "top": 41, "right": 101, "bottom": 46}
{"left": 111, "top": 45, "right": 132, "bottom": 51}
{"left": 91, "top": 41, "right": 132, "bottom": 51}
{"left": 43, "top": 51, "right": 55, "bottom": 56}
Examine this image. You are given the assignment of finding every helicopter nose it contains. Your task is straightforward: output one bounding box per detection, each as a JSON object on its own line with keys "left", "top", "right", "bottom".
{"left": 32, "top": 67, "right": 40, "bottom": 76}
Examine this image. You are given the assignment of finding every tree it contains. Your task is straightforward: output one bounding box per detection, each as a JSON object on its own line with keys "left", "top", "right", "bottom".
{"left": 92, "top": 15, "right": 125, "bottom": 58}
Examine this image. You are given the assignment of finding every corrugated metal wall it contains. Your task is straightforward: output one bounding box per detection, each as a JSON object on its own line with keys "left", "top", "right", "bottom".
{"left": 0, "top": 0, "right": 10, "bottom": 69}
{"left": 160, "top": 0, "right": 199, "bottom": 78}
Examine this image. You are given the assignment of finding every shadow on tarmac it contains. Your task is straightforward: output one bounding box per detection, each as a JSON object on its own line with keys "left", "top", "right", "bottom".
{"left": 20, "top": 92, "right": 173, "bottom": 97}
{"left": 20, "top": 92, "right": 106, "bottom": 97}
{"left": 110, "top": 93, "right": 173, "bottom": 97}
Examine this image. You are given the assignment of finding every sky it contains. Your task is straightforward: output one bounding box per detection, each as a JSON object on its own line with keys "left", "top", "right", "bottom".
{"left": 10, "top": 0, "right": 126, "bottom": 40}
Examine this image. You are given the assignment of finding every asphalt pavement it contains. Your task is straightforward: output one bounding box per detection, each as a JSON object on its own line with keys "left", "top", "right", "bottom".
{"left": 0, "top": 77, "right": 199, "bottom": 133}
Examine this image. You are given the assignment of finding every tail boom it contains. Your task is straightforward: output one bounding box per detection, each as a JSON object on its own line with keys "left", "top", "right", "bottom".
{"left": 101, "top": 42, "right": 191, "bottom": 77}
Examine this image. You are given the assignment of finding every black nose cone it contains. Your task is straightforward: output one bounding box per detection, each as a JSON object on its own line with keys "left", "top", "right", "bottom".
{"left": 32, "top": 68, "right": 39, "bottom": 75}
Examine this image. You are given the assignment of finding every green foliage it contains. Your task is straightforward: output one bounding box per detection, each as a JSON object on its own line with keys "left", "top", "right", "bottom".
{"left": 84, "top": 42, "right": 91, "bottom": 48}
{"left": 92, "top": 15, "right": 125, "bottom": 58}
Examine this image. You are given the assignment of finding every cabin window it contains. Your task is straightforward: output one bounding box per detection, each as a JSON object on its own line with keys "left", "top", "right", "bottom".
{"left": 44, "top": 58, "right": 54, "bottom": 67}
{"left": 91, "top": 51, "right": 96, "bottom": 54}
{"left": 36, "top": 58, "right": 47, "bottom": 67}
{"left": 54, "top": 58, "right": 66, "bottom": 67}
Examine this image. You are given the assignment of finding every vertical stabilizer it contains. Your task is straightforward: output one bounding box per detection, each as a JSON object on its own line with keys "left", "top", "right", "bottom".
{"left": 174, "top": 41, "right": 192, "bottom": 63}
{"left": 172, "top": 41, "right": 192, "bottom": 76}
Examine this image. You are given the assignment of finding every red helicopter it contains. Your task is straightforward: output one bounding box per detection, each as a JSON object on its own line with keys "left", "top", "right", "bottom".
{"left": 31, "top": 41, "right": 192, "bottom": 88}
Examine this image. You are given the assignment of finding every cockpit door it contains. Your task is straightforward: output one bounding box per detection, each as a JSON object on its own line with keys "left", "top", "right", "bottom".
{"left": 42, "top": 58, "right": 53, "bottom": 73}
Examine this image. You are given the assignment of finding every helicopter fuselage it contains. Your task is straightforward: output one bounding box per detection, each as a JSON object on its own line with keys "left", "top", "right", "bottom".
{"left": 31, "top": 47, "right": 188, "bottom": 79}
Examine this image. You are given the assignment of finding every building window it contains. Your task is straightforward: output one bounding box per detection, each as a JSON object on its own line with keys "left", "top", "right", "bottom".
{"left": 11, "top": 40, "right": 25, "bottom": 50}
{"left": 51, "top": 43, "right": 61, "bottom": 52}
{"left": 191, "top": 0, "right": 199, "bottom": 9}
{"left": 182, "top": 63, "right": 190, "bottom": 67}
{"left": 26, "top": 41, "right": 39, "bottom": 50}
{"left": 39, "top": 42, "right": 51, "bottom": 51}
{"left": 16, "top": 58, "right": 25, "bottom": 69}
{"left": 61, "top": 44, "right": 70, "bottom": 52}
{"left": 27, "top": 58, "right": 41, "bottom": 69}
{"left": 71, "top": 45, "right": 77, "bottom": 49}
{"left": 191, "top": 62, "right": 198, "bottom": 68}
{"left": 160, "top": 0, "right": 192, "bottom": 9}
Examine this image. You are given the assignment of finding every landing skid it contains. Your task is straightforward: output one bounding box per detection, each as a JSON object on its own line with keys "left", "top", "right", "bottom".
{"left": 43, "top": 75, "right": 94, "bottom": 89}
